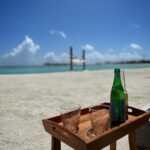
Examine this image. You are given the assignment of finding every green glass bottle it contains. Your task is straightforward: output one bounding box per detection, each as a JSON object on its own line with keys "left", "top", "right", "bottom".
{"left": 110, "top": 68, "right": 126, "bottom": 125}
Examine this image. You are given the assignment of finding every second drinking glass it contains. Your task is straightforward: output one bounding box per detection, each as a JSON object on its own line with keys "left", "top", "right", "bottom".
{"left": 89, "top": 104, "right": 110, "bottom": 136}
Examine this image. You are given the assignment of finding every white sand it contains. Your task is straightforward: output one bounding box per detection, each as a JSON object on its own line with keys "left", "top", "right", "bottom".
{"left": 0, "top": 68, "right": 150, "bottom": 150}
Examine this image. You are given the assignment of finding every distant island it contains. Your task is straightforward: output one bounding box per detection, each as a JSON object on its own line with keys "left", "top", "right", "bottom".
{"left": 96, "top": 59, "right": 150, "bottom": 65}
{"left": 1, "top": 59, "right": 150, "bottom": 68}
{"left": 44, "top": 59, "right": 150, "bottom": 66}
{"left": 43, "top": 63, "right": 69, "bottom": 66}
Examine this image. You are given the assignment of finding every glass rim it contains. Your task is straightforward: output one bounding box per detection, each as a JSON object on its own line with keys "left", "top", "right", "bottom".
{"left": 60, "top": 103, "right": 81, "bottom": 113}
{"left": 89, "top": 103, "right": 109, "bottom": 112}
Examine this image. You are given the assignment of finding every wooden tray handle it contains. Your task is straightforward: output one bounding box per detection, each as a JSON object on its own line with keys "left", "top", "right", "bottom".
{"left": 43, "top": 119, "right": 85, "bottom": 149}
{"left": 52, "top": 126, "right": 70, "bottom": 139}
{"left": 102, "top": 102, "right": 147, "bottom": 116}
{"left": 128, "top": 106, "right": 146, "bottom": 116}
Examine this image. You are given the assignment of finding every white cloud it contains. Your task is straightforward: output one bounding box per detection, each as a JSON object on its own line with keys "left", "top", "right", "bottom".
{"left": 1, "top": 36, "right": 40, "bottom": 66}
{"left": 44, "top": 52, "right": 69, "bottom": 63}
{"left": 86, "top": 51, "right": 143, "bottom": 64}
{"left": 81, "top": 44, "right": 95, "bottom": 52}
{"left": 43, "top": 45, "right": 144, "bottom": 65}
{"left": 50, "top": 30, "right": 67, "bottom": 39}
{"left": 130, "top": 43, "right": 142, "bottom": 50}
{"left": 0, "top": 39, "right": 145, "bottom": 66}
{"left": 81, "top": 44, "right": 144, "bottom": 64}
{"left": 129, "top": 23, "right": 140, "bottom": 29}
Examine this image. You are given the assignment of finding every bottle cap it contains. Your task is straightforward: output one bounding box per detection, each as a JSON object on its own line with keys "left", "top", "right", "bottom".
{"left": 114, "top": 68, "right": 120, "bottom": 73}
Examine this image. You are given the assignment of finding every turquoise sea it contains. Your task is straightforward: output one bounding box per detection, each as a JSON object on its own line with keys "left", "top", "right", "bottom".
{"left": 0, "top": 63, "right": 150, "bottom": 74}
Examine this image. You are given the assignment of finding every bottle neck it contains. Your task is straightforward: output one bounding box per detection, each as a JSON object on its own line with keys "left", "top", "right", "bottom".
{"left": 115, "top": 72, "right": 120, "bottom": 78}
{"left": 113, "top": 72, "right": 123, "bottom": 88}
{"left": 114, "top": 72, "right": 127, "bottom": 92}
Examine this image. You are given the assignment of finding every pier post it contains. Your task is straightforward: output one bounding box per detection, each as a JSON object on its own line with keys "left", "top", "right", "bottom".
{"left": 70, "top": 46, "right": 73, "bottom": 71}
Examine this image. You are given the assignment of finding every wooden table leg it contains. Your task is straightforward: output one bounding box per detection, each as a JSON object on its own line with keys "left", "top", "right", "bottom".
{"left": 128, "top": 131, "right": 137, "bottom": 150}
{"left": 51, "top": 136, "right": 61, "bottom": 150}
{"left": 110, "top": 141, "right": 116, "bottom": 150}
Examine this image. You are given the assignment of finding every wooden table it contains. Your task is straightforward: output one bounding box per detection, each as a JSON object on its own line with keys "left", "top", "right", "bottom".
{"left": 42, "top": 103, "right": 150, "bottom": 150}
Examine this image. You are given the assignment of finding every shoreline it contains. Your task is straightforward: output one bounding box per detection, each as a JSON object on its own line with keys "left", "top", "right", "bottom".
{"left": 0, "top": 67, "right": 150, "bottom": 76}
{"left": 0, "top": 63, "right": 150, "bottom": 75}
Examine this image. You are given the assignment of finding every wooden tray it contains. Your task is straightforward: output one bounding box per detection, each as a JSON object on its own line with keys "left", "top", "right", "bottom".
{"left": 42, "top": 103, "right": 150, "bottom": 150}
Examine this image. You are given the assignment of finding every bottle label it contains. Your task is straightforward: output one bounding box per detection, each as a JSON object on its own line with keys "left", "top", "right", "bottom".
{"left": 111, "top": 101, "right": 126, "bottom": 122}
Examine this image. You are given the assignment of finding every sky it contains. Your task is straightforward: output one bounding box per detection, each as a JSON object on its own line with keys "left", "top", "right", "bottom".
{"left": 0, "top": 0, "right": 150, "bottom": 66}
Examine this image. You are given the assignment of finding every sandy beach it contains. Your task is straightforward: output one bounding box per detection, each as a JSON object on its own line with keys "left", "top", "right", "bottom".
{"left": 0, "top": 68, "right": 150, "bottom": 150}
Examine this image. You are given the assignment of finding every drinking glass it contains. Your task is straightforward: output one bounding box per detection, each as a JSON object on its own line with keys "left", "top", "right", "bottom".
{"left": 60, "top": 103, "right": 81, "bottom": 134}
{"left": 89, "top": 104, "right": 110, "bottom": 136}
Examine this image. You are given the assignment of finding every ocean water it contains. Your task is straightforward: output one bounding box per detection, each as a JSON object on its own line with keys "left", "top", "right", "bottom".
{"left": 0, "top": 63, "right": 150, "bottom": 74}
